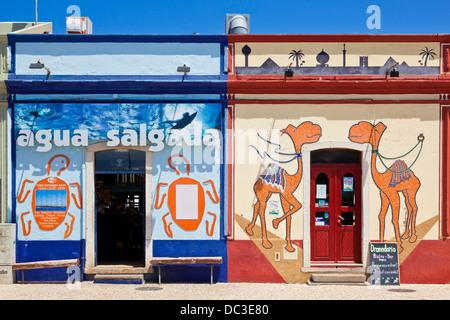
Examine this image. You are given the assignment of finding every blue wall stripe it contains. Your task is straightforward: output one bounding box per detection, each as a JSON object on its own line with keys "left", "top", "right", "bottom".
{"left": 8, "top": 75, "right": 228, "bottom": 81}
{"left": 152, "top": 240, "right": 227, "bottom": 283}
{"left": 16, "top": 240, "right": 84, "bottom": 282}
{"left": 15, "top": 239, "right": 227, "bottom": 283}
{"left": 8, "top": 34, "right": 228, "bottom": 44}
{"left": 6, "top": 80, "right": 227, "bottom": 95}
{"left": 12, "top": 93, "right": 224, "bottom": 102}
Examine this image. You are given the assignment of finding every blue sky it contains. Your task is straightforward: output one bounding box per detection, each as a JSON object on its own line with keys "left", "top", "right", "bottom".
{"left": 1, "top": 0, "right": 449, "bottom": 35}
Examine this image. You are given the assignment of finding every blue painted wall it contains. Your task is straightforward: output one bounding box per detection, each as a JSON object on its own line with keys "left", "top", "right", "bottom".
{"left": 150, "top": 240, "right": 227, "bottom": 283}
{"left": 16, "top": 240, "right": 84, "bottom": 281}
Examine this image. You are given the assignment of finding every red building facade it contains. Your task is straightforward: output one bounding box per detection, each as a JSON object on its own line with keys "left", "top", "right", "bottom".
{"left": 227, "top": 34, "right": 450, "bottom": 284}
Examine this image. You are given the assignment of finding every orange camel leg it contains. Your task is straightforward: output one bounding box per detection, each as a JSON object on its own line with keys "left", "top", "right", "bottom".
{"left": 284, "top": 216, "right": 294, "bottom": 252}
{"left": 401, "top": 189, "right": 413, "bottom": 241}
{"left": 247, "top": 183, "right": 274, "bottom": 250}
{"left": 378, "top": 191, "right": 390, "bottom": 243}
{"left": 247, "top": 185, "right": 273, "bottom": 249}
{"left": 273, "top": 192, "right": 301, "bottom": 229}
{"left": 246, "top": 201, "right": 260, "bottom": 236}
{"left": 246, "top": 181, "right": 265, "bottom": 236}
{"left": 401, "top": 187, "right": 419, "bottom": 243}
{"left": 408, "top": 180, "right": 421, "bottom": 243}
{"left": 280, "top": 196, "right": 295, "bottom": 252}
{"left": 386, "top": 190, "right": 403, "bottom": 253}
{"left": 407, "top": 197, "right": 419, "bottom": 243}
{"left": 257, "top": 200, "right": 272, "bottom": 249}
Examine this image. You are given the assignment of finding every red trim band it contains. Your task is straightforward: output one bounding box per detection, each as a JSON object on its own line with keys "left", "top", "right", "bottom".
{"left": 229, "top": 34, "right": 450, "bottom": 43}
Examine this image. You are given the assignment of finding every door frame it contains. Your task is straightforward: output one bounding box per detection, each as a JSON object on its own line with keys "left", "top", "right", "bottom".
{"left": 85, "top": 142, "right": 153, "bottom": 271}
{"left": 301, "top": 141, "right": 370, "bottom": 272}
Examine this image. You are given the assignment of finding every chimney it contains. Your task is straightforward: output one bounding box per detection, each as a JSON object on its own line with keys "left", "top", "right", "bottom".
{"left": 226, "top": 14, "right": 250, "bottom": 34}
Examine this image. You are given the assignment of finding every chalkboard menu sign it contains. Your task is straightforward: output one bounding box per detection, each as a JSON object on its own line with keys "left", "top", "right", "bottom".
{"left": 369, "top": 242, "right": 400, "bottom": 285}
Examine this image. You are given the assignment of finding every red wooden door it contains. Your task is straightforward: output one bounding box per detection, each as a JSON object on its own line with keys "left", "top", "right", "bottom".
{"left": 311, "top": 164, "right": 361, "bottom": 263}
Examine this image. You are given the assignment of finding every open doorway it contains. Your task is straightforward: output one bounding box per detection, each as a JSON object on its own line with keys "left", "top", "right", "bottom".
{"left": 95, "top": 149, "right": 145, "bottom": 267}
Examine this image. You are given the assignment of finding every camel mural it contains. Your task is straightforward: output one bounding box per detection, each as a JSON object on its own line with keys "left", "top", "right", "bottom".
{"left": 348, "top": 121, "right": 423, "bottom": 253}
{"left": 246, "top": 121, "right": 322, "bottom": 252}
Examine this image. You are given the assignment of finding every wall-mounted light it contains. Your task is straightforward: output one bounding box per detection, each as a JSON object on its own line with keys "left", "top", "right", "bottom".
{"left": 284, "top": 68, "right": 294, "bottom": 78}
{"left": 386, "top": 62, "right": 399, "bottom": 78}
{"left": 284, "top": 63, "right": 294, "bottom": 78}
{"left": 29, "top": 60, "right": 51, "bottom": 78}
{"left": 177, "top": 64, "right": 190, "bottom": 75}
{"left": 390, "top": 68, "right": 399, "bottom": 77}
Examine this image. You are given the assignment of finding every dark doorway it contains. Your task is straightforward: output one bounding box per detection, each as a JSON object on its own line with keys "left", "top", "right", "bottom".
{"left": 95, "top": 150, "right": 145, "bottom": 266}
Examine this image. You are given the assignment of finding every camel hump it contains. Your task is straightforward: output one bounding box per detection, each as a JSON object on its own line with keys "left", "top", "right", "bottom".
{"left": 259, "top": 163, "right": 286, "bottom": 191}
{"left": 388, "top": 160, "right": 412, "bottom": 187}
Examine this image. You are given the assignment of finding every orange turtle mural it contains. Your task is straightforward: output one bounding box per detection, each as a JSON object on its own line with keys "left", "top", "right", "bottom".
{"left": 17, "top": 154, "right": 82, "bottom": 239}
{"left": 247, "top": 121, "right": 322, "bottom": 252}
{"left": 154, "top": 154, "right": 219, "bottom": 238}
{"left": 348, "top": 121, "right": 424, "bottom": 253}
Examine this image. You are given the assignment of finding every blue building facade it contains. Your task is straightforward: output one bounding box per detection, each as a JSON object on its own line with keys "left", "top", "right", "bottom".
{"left": 7, "top": 34, "right": 229, "bottom": 282}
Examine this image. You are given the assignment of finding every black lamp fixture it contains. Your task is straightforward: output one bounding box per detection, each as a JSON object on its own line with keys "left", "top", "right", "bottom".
{"left": 386, "top": 62, "right": 399, "bottom": 78}
{"left": 29, "top": 60, "right": 51, "bottom": 77}
{"left": 284, "top": 63, "right": 294, "bottom": 78}
{"left": 177, "top": 64, "right": 190, "bottom": 75}
{"left": 390, "top": 68, "right": 399, "bottom": 77}
{"left": 284, "top": 68, "right": 294, "bottom": 78}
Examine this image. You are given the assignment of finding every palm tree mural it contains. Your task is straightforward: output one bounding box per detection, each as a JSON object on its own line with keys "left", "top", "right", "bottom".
{"left": 289, "top": 49, "right": 305, "bottom": 67}
{"left": 419, "top": 47, "right": 437, "bottom": 67}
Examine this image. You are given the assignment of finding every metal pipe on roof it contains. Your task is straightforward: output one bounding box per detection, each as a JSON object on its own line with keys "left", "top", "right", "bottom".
{"left": 35, "top": 0, "right": 39, "bottom": 24}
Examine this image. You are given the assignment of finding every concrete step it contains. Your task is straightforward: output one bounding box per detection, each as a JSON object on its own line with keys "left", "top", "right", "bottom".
{"left": 309, "top": 273, "right": 368, "bottom": 286}
{"left": 94, "top": 274, "right": 144, "bottom": 284}
{"left": 85, "top": 265, "right": 151, "bottom": 274}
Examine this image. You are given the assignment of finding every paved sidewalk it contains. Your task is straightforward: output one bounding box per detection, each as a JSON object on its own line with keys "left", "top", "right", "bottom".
{"left": 0, "top": 282, "right": 448, "bottom": 300}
